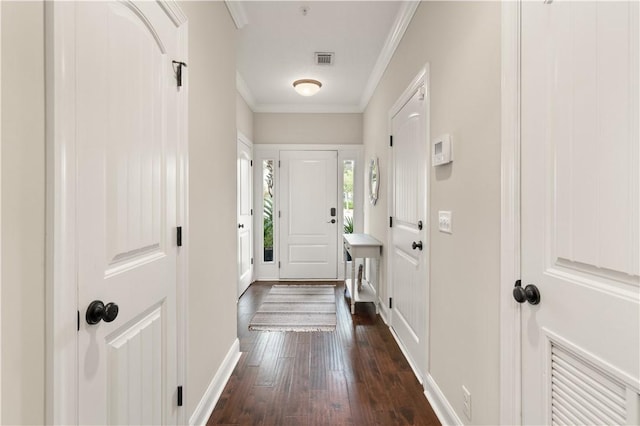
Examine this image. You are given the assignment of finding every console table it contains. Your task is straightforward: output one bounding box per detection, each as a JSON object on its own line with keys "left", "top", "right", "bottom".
{"left": 343, "top": 233, "right": 383, "bottom": 314}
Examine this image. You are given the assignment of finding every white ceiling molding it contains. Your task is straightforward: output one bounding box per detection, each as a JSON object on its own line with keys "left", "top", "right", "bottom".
{"left": 225, "top": 0, "right": 248, "bottom": 29}
{"left": 253, "top": 104, "right": 363, "bottom": 114}
{"left": 358, "top": 0, "right": 420, "bottom": 111}
{"left": 236, "top": 71, "right": 256, "bottom": 110}
{"left": 158, "top": 0, "right": 188, "bottom": 27}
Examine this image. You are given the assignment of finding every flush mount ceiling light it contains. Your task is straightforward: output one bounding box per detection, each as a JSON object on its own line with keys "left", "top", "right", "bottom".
{"left": 293, "top": 79, "right": 322, "bottom": 97}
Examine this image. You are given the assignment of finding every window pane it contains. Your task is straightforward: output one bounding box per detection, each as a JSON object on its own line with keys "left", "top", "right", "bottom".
{"left": 263, "top": 160, "right": 274, "bottom": 262}
{"left": 343, "top": 160, "right": 354, "bottom": 235}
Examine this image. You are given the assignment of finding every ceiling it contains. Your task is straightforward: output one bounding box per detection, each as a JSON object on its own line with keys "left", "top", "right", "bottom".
{"left": 231, "top": 1, "right": 419, "bottom": 113}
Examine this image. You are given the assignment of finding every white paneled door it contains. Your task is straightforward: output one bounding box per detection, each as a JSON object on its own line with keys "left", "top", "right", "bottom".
{"left": 75, "top": 2, "right": 185, "bottom": 423}
{"left": 238, "top": 139, "right": 253, "bottom": 297}
{"left": 390, "top": 83, "right": 428, "bottom": 379}
{"left": 521, "top": 2, "right": 640, "bottom": 424}
{"left": 279, "top": 151, "right": 338, "bottom": 279}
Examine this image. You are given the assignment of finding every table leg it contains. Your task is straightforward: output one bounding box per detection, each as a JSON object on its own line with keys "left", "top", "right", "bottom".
{"left": 343, "top": 248, "right": 347, "bottom": 295}
{"left": 351, "top": 256, "right": 356, "bottom": 314}
{"left": 376, "top": 254, "right": 381, "bottom": 315}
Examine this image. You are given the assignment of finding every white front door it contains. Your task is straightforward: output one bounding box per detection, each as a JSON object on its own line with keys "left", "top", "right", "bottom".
{"left": 279, "top": 150, "right": 338, "bottom": 279}
{"left": 237, "top": 139, "right": 253, "bottom": 297}
{"left": 521, "top": 2, "right": 640, "bottom": 424}
{"left": 390, "top": 83, "right": 428, "bottom": 378}
{"left": 75, "top": 2, "right": 185, "bottom": 423}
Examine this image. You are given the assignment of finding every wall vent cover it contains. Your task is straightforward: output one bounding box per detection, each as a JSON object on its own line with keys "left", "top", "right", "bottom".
{"left": 315, "top": 52, "right": 334, "bottom": 65}
{"left": 550, "top": 343, "right": 627, "bottom": 425}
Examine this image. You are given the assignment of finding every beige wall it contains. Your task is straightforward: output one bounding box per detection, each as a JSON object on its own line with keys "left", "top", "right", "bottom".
{"left": 363, "top": 2, "right": 501, "bottom": 424}
{"left": 254, "top": 112, "right": 362, "bottom": 144}
{"left": 1, "top": 2, "right": 46, "bottom": 424}
{"left": 180, "top": 1, "right": 239, "bottom": 418}
{"left": 236, "top": 92, "right": 254, "bottom": 141}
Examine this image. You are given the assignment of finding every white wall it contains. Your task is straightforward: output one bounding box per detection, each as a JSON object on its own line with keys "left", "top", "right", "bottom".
{"left": 179, "top": 1, "right": 239, "bottom": 418}
{"left": 1, "top": 2, "right": 46, "bottom": 424}
{"left": 363, "top": 2, "right": 501, "bottom": 424}
{"left": 236, "top": 91, "right": 254, "bottom": 141}
{"left": 254, "top": 112, "right": 362, "bottom": 144}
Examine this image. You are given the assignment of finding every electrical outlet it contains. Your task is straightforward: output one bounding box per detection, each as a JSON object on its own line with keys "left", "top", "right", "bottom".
{"left": 462, "top": 386, "right": 471, "bottom": 420}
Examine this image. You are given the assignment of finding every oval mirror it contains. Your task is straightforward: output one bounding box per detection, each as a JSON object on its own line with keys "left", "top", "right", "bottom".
{"left": 369, "top": 157, "right": 379, "bottom": 205}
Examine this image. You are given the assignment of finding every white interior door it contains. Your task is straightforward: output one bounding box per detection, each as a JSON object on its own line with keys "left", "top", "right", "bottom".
{"left": 521, "top": 2, "right": 640, "bottom": 424}
{"left": 279, "top": 150, "right": 338, "bottom": 279}
{"left": 390, "top": 84, "right": 428, "bottom": 378}
{"left": 75, "top": 2, "right": 184, "bottom": 423}
{"left": 237, "top": 139, "right": 253, "bottom": 297}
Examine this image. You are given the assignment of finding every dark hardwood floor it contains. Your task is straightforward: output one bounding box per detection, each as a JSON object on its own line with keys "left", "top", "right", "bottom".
{"left": 207, "top": 281, "right": 440, "bottom": 426}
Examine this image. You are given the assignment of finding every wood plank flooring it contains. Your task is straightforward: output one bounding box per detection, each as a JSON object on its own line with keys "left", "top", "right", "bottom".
{"left": 207, "top": 282, "right": 440, "bottom": 426}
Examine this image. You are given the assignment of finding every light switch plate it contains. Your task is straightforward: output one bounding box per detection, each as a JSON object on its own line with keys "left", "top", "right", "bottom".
{"left": 438, "top": 211, "right": 452, "bottom": 234}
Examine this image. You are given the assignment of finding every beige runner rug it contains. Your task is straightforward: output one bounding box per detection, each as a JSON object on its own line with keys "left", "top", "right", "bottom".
{"left": 248, "top": 285, "right": 336, "bottom": 332}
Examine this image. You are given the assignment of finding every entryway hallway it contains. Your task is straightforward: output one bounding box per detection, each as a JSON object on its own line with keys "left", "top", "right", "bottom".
{"left": 208, "top": 282, "right": 440, "bottom": 425}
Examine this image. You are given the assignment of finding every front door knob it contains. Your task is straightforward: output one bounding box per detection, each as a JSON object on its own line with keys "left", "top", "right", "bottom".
{"left": 412, "top": 241, "right": 423, "bottom": 250}
{"left": 86, "top": 300, "right": 119, "bottom": 325}
{"left": 512, "top": 280, "right": 541, "bottom": 305}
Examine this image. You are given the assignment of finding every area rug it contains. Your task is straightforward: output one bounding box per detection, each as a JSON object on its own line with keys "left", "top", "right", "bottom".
{"left": 248, "top": 285, "right": 336, "bottom": 332}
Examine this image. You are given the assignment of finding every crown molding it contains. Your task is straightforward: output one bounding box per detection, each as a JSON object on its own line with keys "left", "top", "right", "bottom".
{"left": 225, "top": 0, "right": 248, "bottom": 29}
{"left": 158, "top": 0, "right": 188, "bottom": 27}
{"left": 358, "top": 0, "right": 420, "bottom": 111}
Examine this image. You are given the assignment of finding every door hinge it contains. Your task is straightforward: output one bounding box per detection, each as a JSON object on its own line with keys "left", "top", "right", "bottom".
{"left": 389, "top": 135, "right": 393, "bottom": 147}
{"left": 389, "top": 216, "right": 393, "bottom": 227}
{"left": 278, "top": 261, "right": 281, "bottom": 268}
{"left": 251, "top": 208, "right": 253, "bottom": 215}
{"left": 177, "top": 226, "right": 183, "bottom": 247}
{"left": 177, "top": 386, "right": 183, "bottom": 407}
{"left": 278, "top": 160, "right": 281, "bottom": 168}
{"left": 77, "top": 310, "right": 80, "bottom": 331}
{"left": 251, "top": 258, "right": 254, "bottom": 265}
{"left": 172, "top": 61, "right": 187, "bottom": 87}
{"left": 278, "top": 210, "right": 281, "bottom": 218}
{"left": 389, "top": 297, "right": 393, "bottom": 309}
{"left": 250, "top": 160, "right": 253, "bottom": 167}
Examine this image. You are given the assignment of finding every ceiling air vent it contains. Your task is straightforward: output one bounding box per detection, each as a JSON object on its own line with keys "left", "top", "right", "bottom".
{"left": 315, "top": 52, "right": 334, "bottom": 66}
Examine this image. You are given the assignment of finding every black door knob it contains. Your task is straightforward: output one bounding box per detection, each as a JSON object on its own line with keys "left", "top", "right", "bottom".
{"left": 412, "top": 241, "right": 423, "bottom": 250}
{"left": 86, "top": 300, "right": 119, "bottom": 325}
{"left": 513, "top": 280, "right": 541, "bottom": 305}
{"left": 238, "top": 223, "right": 244, "bottom": 228}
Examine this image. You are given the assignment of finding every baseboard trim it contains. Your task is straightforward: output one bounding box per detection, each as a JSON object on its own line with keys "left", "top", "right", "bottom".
{"left": 388, "top": 326, "right": 424, "bottom": 385}
{"left": 423, "top": 373, "right": 463, "bottom": 426}
{"left": 377, "top": 297, "right": 390, "bottom": 324}
{"left": 189, "top": 338, "right": 241, "bottom": 426}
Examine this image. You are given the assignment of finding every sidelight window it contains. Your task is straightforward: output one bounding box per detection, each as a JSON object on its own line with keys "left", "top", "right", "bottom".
{"left": 263, "top": 160, "right": 274, "bottom": 262}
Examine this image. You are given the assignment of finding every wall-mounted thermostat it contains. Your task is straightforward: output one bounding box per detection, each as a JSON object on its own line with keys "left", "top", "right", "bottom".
{"left": 432, "top": 134, "right": 453, "bottom": 166}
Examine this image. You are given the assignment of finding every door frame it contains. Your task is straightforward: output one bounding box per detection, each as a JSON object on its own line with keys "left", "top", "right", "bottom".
{"left": 385, "top": 65, "right": 430, "bottom": 383}
{"left": 44, "top": 2, "right": 189, "bottom": 423}
{"left": 0, "top": 2, "right": 3, "bottom": 418}
{"left": 237, "top": 131, "right": 253, "bottom": 296}
{"left": 500, "top": 1, "right": 522, "bottom": 425}
{"left": 252, "top": 144, "right": 363, "bottom": 281}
